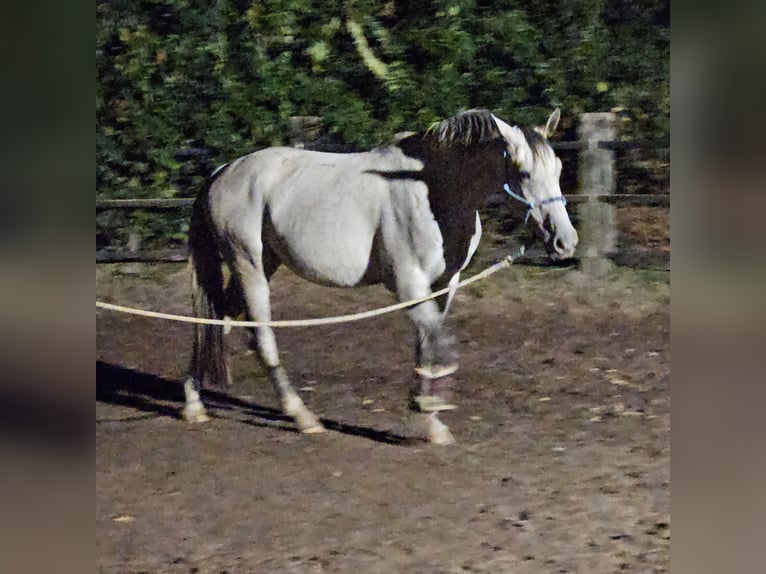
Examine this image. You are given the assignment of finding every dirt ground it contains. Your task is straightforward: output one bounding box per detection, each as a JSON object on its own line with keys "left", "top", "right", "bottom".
{"left": 96, "top": 250, "right": 669, "bottom": 573}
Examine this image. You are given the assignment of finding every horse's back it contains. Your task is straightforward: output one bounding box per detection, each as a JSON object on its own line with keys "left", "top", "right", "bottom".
{"left": 206, "top": 146, "right": 436, "bottom": 287}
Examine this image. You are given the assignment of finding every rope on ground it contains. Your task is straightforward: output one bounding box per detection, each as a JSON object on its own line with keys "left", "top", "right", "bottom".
{"left": 95, "top": 254, "right": 516, "bottom": 328}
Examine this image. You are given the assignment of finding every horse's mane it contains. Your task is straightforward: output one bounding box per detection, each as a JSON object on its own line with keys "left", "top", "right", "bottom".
{"left": 422, "top": 109, "right": 502, "bottom": 146}
{"left": 395, "top": 108, "right": 551, "bottom": 168}
{"left": 419, "top": 109, "right": 550, "bottom": 157}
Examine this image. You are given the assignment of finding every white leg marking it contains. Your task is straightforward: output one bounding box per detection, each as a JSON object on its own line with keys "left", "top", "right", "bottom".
{"left": 182, "top": 377, "right": 209, "bottom": 423}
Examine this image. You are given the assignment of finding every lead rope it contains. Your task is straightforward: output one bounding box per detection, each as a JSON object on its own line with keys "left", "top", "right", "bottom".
{"left": 95, "top": 249, "right": 522, "bottom": 328}
{"left": 441, "top": 211, "right": 483, "bottom": 320}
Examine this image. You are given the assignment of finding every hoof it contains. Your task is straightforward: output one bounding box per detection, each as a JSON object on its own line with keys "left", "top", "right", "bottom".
{"left": 284, "top": 394, "right": 325, "bottom": 434}
{"left": 427, "top": 414, "right": 455, "bottom": 445}
{"left": 182, "top": 403, "right": 210, "bottom": 424}
{"left": 293, "top": 410, "right": 326, "bottom": 434}
{"left": 301, "top": 423, "right": 327, "bottom": 435}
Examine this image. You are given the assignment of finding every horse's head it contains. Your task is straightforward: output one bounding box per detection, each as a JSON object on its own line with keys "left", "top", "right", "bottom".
{"left": 493, "top": 109, "right": 579, "bottom": 260}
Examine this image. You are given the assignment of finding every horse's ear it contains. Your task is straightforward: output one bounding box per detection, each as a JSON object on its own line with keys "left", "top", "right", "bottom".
{"left": 543, "top": 108, "right": 561, "bottom": 138}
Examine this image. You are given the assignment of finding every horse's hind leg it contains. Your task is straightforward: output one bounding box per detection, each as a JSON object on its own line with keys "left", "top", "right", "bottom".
{"left": 222, "top": 271, "right": 246, "bottom": 334}
{"left": 182, "top": 376, "right": 209, "bottom": 423}
{"left": 234, "top": 252, "right": 325, "bottom": 434}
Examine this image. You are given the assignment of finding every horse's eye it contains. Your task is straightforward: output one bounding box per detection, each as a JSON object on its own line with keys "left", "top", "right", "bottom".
{"left": 519, "top": 171, "right": 531, "bottom": 180}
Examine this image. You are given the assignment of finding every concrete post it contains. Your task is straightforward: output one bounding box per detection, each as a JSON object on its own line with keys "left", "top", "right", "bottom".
{"left": 577, "top": 112, "right": 617, "bottom": 276}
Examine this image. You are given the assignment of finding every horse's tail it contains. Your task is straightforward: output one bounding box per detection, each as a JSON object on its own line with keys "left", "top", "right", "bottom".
{"left": 188, "top": 185, "right": 230, "bottom": 388}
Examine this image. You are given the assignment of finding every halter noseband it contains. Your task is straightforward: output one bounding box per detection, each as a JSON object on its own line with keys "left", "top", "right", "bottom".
{"left": 503, "top": 183, "right": 567, "bottom": 223}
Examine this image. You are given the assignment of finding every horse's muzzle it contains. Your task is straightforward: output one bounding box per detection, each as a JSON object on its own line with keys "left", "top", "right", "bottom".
{"left": 544, "top": 221, "right": 578, "bottom": 260}
{"left": 551, "top": 230, "right": 578, "bottom": 259}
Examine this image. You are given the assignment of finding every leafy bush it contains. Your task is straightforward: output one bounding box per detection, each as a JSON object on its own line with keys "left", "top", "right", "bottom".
{"left": 96, "top": 0, "right": 669, "bottom": 248}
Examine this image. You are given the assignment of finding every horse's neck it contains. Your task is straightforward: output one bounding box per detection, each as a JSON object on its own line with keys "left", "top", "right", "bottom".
{"left": 423, "top": 146, "right": 503, "bottom": 273}
{"left": 426, "top": 146, "right": 502, "bottom": 218}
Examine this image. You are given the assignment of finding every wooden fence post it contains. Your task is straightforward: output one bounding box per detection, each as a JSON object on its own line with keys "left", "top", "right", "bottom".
{"left": 288, "top": 116, "right": 322, "bottom": 149}
{"left": 577, "top": 112, "right": 617, "bottom": 275}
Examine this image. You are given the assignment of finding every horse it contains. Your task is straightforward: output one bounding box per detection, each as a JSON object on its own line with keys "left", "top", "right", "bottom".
{"left": 182, "top": 108, "right": 578, "bottom": 444}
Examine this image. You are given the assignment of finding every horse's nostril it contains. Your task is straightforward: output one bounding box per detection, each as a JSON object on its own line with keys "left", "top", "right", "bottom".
{"left": 554, "top": 237, "right": 566, "bottom": 253}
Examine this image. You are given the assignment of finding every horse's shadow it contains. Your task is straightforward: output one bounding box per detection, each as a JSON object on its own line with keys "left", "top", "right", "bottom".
{"left": 96, "top": 361, "right": 415, "bottom": 445}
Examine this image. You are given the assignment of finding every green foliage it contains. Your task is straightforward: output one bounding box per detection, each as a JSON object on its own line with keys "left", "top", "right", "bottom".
{"left": 96, "top": 0, "right": 669, "bottom": 248}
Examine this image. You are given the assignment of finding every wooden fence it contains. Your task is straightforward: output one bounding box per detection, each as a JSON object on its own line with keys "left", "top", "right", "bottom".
{"left": 96, "top": 113, "right": 669, "bottom": 272}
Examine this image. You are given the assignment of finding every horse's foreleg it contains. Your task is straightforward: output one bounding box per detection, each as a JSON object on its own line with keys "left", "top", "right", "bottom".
{"left": 399, "top": 275, "right": 458, "bottom": 444}
{"left": 406, "top": 300, "right": 458, "bottom": 411}
{"left": 413, "top": 344, "right": 457, "bottom": 445}
{"left": 237, "top": 260, "right": 325, "bottom": 434}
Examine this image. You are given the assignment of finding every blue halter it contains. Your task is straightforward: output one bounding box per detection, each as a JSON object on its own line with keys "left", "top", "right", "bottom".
{"left": 502, "top": 149, "right": 567, "bottom": 222}
{"left": 503, "top": 183, "right": 567, "bottom": 223}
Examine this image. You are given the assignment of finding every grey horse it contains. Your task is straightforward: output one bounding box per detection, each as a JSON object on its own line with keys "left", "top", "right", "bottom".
{"left": 183, "top": 108, "right": 578, "bottom": 444}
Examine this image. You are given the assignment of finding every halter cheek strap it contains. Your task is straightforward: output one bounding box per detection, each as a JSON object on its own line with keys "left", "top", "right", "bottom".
{"left": 502, "top": 149, "right": 567, "bottom": 222}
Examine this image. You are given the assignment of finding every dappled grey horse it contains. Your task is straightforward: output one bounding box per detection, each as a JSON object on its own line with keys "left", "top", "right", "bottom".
{"left": 183, "top": 108, "right": 577, "bottom": 444}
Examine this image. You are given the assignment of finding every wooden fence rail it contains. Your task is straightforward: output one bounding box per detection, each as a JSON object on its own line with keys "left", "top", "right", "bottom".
{"left": 96, "top": 113, "right": 669, "bottom": 273}
{"left": 96, "top": 198, "right": 195, "bottom": 210}
{"left": 95, "top": 193, "right": 669, "bottom": 212}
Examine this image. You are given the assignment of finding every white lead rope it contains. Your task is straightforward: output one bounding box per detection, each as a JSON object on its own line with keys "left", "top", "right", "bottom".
{"left": 441, "top": 211, "right": 484, "bottom": 320}
{"left": 96, "top": 251, "right": 520, "bottom": 329}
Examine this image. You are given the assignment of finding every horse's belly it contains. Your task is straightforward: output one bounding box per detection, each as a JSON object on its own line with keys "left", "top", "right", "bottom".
{"left": 266, "top": 221, "right": 376, "bottom": 288}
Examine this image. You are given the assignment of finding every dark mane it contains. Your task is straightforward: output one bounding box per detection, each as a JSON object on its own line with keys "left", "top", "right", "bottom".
{"left": 422, "top": 109, "right": 503, "bottom": 147}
